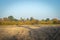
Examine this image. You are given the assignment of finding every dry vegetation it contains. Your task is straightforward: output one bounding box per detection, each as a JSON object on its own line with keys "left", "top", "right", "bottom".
{"left": 0, "top": 16, "right": 60, "bottom": 25}
{"left": 0, "top": 16, "right": 60, "bottom": 40}
{"left": 0, "top": 25, "right": 60, "bottom": 40}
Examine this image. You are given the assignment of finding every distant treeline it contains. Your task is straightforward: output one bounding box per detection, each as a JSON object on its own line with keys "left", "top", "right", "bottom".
{"left": 0, "top": 16, "right": 60, "bottom": 25}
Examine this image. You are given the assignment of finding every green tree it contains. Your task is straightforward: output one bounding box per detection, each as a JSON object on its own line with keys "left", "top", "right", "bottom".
{"left": 45, "top": 18, "right": 50, "bottom": 21}
{"left": 8, "top": 16, "right": 14, "bottom": 21}
{"left": 30, "top": 17, "right": 34, "bottom": 21}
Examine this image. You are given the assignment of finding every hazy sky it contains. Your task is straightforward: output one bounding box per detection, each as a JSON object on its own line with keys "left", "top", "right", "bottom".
{"left": 0, "top": 0, "right": 60, "bottom": 19}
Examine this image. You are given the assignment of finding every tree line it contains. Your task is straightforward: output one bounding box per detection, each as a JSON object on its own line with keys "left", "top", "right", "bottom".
{"left": 0, "top": 16, "right": 60, "bottom": 25}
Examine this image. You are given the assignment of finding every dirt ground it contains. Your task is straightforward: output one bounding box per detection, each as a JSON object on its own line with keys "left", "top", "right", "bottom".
{"left": 0, "top": 25, "right": 60, "bottom": 40}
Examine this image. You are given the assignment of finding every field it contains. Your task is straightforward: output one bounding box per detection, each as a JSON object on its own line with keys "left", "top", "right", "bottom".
{"left": 0, "top": 25, "right": 60, "bottom": 40}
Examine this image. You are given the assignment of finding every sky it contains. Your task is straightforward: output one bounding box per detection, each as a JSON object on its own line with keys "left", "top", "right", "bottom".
{"left": 0, "top": 0, "right": 60, "bottom": 19}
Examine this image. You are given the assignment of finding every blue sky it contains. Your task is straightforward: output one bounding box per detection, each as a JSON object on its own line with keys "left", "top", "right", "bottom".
{"left": 0, "top": 0, "right": 60, "bottom": 19}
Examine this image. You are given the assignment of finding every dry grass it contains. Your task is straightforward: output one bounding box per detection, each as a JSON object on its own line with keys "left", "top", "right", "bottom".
{"left": 0, "top": 25, "right": 60, "bottom": 40}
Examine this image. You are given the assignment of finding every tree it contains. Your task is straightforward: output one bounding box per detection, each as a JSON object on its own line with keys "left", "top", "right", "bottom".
{"left": 52, "top": 18, "right": 58, "bottom": 24}
{"left": 26, "top": 18, "right": 29, "bottom": 21}
{"left": 30, "top": 17, "right": 34, "bottom": 21}
{"left": 20, "top": 17, "right": 25, "bottom": 21}
{"left": 8, "top": 16, "right": 14, "bottom": 21}
{"left": 45, "top": 18, "right": 50, "bottom": 21}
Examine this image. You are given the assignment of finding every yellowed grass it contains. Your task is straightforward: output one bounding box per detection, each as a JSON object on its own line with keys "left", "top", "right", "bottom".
{"left": 0, "top": 25, "right": 60, "bottom": 40}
